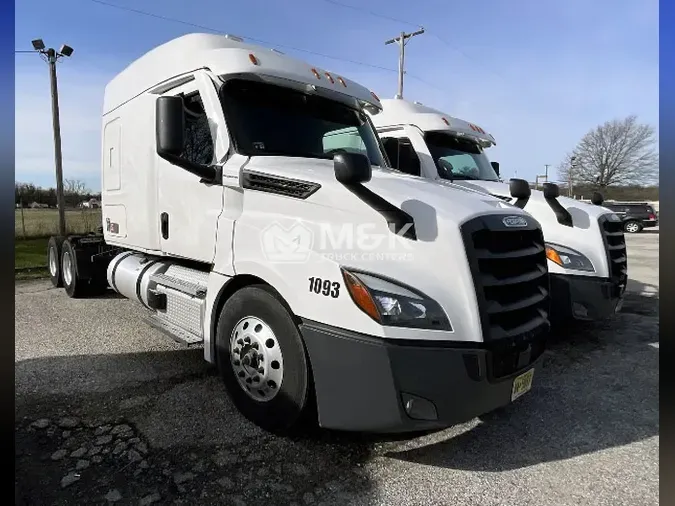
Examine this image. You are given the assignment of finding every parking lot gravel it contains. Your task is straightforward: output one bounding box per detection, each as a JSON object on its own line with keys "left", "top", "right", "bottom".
{"left": 15, "top": 232, "right": 659, "bottom": 506}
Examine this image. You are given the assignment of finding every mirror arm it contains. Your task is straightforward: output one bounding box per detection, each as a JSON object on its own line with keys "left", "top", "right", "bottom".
{"left": 157, "top": 150, "right": 221, "bottom": 184}
{"left": 201, "top": 165, "right": 223, "bottom": 186}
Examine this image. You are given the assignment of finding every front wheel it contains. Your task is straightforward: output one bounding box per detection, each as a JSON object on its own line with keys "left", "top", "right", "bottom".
{"left": 215, "top": 285, "right": 312, "bottom": 434}
{"left": 624, "top": 220, "right": 642, "bottom": 233}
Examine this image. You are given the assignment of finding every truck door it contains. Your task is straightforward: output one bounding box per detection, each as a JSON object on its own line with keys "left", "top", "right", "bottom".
{"left": 377, "top": 126, "right": 438, "bottom": 179}
{"left": 155, "top": 71, "right": 233, "bottom": 267}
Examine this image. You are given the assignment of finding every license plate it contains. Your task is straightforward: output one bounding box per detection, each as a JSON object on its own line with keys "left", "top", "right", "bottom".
{"left": 511, "top": 369, "right": 535, "bottom": 402}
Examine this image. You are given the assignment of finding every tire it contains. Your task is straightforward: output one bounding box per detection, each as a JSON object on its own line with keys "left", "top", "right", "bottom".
{"left": 624, "top": 220, "right": 642, "bottom": 233}
{"left": 61, "top": 239, "right": 87, "bottom": 298}
{"left": 215, "top": 285, "right": 312, "bottom": 434}
{"left": 47, "top": 236, "right": 66, "bottom": 287}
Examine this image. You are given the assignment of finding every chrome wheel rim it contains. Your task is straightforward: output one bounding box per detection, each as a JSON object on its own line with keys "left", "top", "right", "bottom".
{"left": 48, "top": 246, "right": 57, "bottom": 277}
{"left": 62, "top": 251, "right": 73, "bottom": 286}
{"left": 625, "top": 222, "right": 639, "bottom": 233}
{"left": 229, "top": 316, "right": 284, "bottom": 402}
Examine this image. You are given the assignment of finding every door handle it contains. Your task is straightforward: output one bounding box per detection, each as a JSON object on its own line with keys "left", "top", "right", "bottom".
{"left": 161, "top": 212, "right": 169, "bottom": 239}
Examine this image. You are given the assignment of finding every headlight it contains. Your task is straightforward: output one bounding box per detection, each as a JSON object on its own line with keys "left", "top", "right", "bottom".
{"left": 545, "top": 243, "right": 595, "bottom": 272}
{"left": 341, "top": 268, "right": 452, "bottom": 331}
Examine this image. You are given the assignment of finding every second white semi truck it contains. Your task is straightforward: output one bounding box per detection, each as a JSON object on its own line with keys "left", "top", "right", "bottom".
{"left": 47, "top": 34, "right": 553, "bottom": 435}
{"left": 364, "top": 98, "right": 627, "bottom": 324}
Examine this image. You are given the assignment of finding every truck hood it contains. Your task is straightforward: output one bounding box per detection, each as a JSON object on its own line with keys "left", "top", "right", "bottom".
{"left": 446, "top": 179, "right": 616, "bottom": 277}
{"left": 243, "top": 157, "right": 519, "bottom": 223}
{"left": 238, "top": 156, "right": 543, "bottom": 342}
{"left": 449, "top": 179, "right": 613, "bottom": 221}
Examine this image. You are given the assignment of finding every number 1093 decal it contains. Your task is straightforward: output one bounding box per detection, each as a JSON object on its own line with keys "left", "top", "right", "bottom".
{"left": 308, "top": 277, "right": 340, "bottom": 298}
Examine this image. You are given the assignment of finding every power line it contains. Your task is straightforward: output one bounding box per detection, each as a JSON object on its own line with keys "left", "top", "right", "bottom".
{"left": 321, "top": 0, "right": 422, "bottom": 29}
{"left": 86, "top": 0, "right": 396, "bottom": 73}
{"left": 317, "top": 0, "right": 507, "bottom": 83}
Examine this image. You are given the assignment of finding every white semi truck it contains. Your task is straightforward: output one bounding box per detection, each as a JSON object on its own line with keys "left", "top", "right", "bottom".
{"left": 47, "top": 34, "right": 553, "bottom": 435}
{"left": 365, "top": 98, "right": 627, "bottom": 324}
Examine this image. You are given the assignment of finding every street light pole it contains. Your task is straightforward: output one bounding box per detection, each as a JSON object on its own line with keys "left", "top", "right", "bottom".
{"left": 31, "top": 39, "right": 74, "bottom": 237}
{"left": 47, "top": 48, "right": 67, "bottom": 236}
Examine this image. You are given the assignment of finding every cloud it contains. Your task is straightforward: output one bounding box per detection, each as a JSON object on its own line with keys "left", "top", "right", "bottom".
{"left": 15, "top": 63, "right": 112, "bottom": 191}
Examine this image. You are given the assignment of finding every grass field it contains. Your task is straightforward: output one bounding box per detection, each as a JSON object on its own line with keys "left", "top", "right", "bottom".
{"left": 15, "top": 208, "right": 102, "bottom": 279}
{"left": 15, "top": 208, "right": 102, "bottom": 239}
{"left": 15, "top": 237, "right": 50, "bottom": 280}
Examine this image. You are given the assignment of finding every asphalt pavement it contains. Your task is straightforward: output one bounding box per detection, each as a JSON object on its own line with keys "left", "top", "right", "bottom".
{"left": 15, "top": 231, "right": 659, "bottom": 506}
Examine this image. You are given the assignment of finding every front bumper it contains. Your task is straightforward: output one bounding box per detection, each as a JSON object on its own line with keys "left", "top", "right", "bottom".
{"left": 549, "top": 273, "right": 625, "bottom": 322}
{"left": 299, "top": 321, "right": 546, "bottom": 433}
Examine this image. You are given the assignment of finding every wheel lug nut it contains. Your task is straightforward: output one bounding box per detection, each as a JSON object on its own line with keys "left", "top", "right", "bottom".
{"left": 244, "top": 336, "right": 251, "bottom": 344}
{"left": 237, "top": 339, "right": 244, "bottom": 346}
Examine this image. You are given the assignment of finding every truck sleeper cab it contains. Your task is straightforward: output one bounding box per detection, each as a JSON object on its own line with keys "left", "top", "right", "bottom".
{"left": 47, "top": 34, "right": 552, "bottom": 435}
{"left": 367, "top": 98, "right": 627, "bottom": 324}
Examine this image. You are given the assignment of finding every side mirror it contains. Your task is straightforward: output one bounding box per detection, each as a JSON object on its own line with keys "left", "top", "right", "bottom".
{"left": 542, "top": 182, "right": 560, "bottom": 199}
{"left": 334, "top": 152, "right": 372, "bottom": 185}
{"left": 491, "top": 161, "right": 500, "bottom": 176}
{"left": 156, "top": 96, "right": 185, "bottom": 156}
{"left": 591, "top": 191, "right": 604, "bottom": 205}
{"left": 437, "top": 159, "right": 454, "bottom": 181}
{"left": 509, "top": 178, "right": 531, "bottom": 209}
{"left": 542, "top": 183, "right": 573, "bottom": 227}
{"left": 155, "top": 96, "right": 220, "bottom": 184}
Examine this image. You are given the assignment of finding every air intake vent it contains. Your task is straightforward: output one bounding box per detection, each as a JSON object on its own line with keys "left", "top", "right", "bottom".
{"left": 490, "top": 193, "right": 513, "bottom": 203}
{"left": 598, "top": 215, "right": 628, "bottom": 294}
{"left": 461, "top": 214, "right": 550, "bottom": 349}
{"left": 242, "top": 170, "right": 321, "bottom": 199}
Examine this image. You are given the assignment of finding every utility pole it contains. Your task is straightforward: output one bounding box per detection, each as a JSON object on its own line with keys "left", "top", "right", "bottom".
{"left": 30, "top": 39, "right": 74, "bottom": 237}
{"left": 385, "top": 28, "right": 425, "bottom": 99}
{"left": 544, "top": 164, "right": 551, "bottom": 183}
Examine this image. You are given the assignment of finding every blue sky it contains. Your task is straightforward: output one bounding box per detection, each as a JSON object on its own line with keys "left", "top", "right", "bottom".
{"left": 15, "top": 0, "right": 658, "bottom": 192}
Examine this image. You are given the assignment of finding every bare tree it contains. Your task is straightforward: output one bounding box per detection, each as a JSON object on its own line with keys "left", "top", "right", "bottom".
{"left": 558, "top": 115, "right": 658, "bottom": 188}
{"left": 64, "top": 179, "right": 88, "bottom": 195}
{"left": 63, "top": 179, "right": 89, "bottom": 208}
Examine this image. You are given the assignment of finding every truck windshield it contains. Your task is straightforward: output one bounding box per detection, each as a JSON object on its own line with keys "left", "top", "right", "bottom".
{"left": 425, "top": 131, "right": 499, "bottom": 182}
{"left": 220, "top": 79, "right": 386, "bottom": 166}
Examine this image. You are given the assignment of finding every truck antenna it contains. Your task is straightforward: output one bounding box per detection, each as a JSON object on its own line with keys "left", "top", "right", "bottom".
{"left": 385, "top": 28, "right": 425, "bottom": 99}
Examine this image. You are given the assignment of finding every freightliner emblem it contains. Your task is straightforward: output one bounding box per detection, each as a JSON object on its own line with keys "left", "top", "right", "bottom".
{"left": 502, "top": 215, "right": 528, "bottom": 228}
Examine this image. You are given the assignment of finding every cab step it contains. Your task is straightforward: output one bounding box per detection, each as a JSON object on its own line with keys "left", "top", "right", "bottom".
{"left": 143, "top": 314, "right": 204, "bottom": 347}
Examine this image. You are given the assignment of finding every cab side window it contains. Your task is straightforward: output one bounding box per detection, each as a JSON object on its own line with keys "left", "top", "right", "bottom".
{"left": 381, "top": 137, "right": 421, "bottom": 177}
{"left": 322, "top": 127, "right": 369, "bottom": 158}
{"left": 180, "top": 92, "right": 215, "bottom": 166}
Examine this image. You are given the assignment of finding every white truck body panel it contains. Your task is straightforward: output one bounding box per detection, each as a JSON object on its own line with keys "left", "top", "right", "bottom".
{"left": 228, "top": 156, "right": 522, "bottom": 343}
{"left": 369, "top": 98, "right": 616, "bottom": 279}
